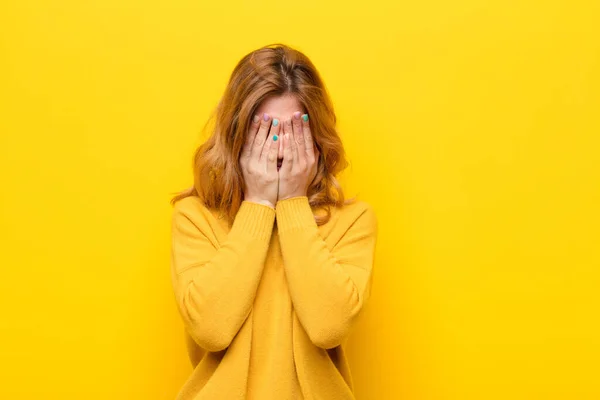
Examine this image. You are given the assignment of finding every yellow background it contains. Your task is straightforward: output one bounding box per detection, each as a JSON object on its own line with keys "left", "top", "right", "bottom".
{"left": 1, "top": 0, "right": 599, "bottom": 399}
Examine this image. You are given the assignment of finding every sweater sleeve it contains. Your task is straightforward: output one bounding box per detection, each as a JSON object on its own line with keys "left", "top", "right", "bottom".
{"left": 170, "top": 199, "right": 276, "bottom": 352}
{"left": 275, "top": 196, "right": 378, "bottom": 349}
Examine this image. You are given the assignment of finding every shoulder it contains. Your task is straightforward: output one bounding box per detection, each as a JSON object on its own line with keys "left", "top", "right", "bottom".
{"left": 335, "top": 199, "right": 377, "bottom": 226}
{"left": 322, "top": 198, "right": 378, "bottom": 239}
{"left": 171, "top": 196, "right": 219, "bottom": 230}
{"left": 172, "top": 195, "right": 203, "bottom": 217}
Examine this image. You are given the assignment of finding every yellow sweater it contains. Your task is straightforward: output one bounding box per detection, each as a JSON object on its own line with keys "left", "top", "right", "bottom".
{"left": 170, "top": 195, "right": 378, "bottom": 399}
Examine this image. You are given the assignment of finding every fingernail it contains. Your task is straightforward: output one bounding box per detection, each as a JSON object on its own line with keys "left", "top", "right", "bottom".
{"left": 302, "top": 114, "right": 309, "bottom": 122}
{"left": 253, "top": 115, "right": 260, "bottom": 123}
{"left": 263, "top": 113, "right": 270, "bottom": 121}
{"left": 273, "top": 118, "right": 279, "bottom": 126}
{"left": 293, "top": 111, "right": 301, "bottom": 120}
{"left": 273, "top": 135, "right": 278, "bottom": 141}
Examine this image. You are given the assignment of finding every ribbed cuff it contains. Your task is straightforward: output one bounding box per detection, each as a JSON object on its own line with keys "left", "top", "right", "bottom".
{"left": 275, "top": 196, "right": 317, "bottom": 233}
{"left": 231, "top": 200, "right": 276, "bottom": 240}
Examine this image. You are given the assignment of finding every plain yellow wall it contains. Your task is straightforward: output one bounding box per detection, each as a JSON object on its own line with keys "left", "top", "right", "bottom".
{"left": 1, "top": 0, "right": 599, "bottom": 398}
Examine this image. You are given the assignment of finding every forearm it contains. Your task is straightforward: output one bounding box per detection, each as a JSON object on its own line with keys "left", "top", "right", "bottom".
{"left": 276, "top": 196, "right": 375, "bottom": 349}
{"left": 280, "top": 228, "right": 363, "bottom": 348}
{"left": 172, "top": 200, "right": 275, "bottom": 351}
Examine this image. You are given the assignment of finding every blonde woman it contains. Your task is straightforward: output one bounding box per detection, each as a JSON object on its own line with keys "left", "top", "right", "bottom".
{"left": 170, "top": 43, "right": 378, "bottom": 400}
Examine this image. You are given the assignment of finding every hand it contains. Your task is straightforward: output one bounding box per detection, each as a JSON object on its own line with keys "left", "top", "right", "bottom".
{"left": 277, "top": 112, "right": 319, "bottom": 201}
{"left": 239, "top": 113, "right": 281, "bottom": 209}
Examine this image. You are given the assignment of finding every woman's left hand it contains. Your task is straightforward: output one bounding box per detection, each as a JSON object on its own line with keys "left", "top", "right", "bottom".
{"left": 277, "top": 111, "right": 319, "bottom": 201}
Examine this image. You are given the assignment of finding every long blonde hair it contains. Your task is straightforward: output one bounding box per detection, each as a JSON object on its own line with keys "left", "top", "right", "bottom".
{"left": 170, "top": 43, "right": 356, "bottom": 225}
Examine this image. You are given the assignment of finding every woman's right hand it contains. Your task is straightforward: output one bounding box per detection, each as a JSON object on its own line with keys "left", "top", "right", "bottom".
{"left": 239, "top": 113, "right": 281, "bottom": 209}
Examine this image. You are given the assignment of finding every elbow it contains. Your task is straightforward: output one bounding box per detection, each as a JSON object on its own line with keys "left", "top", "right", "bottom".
{"left": 305, "top": 315, "right": 354, "bottom": 349}
{"left": 179, "top": 291, "right": 237, "bottom": 352}
{"left": 188, "top": 327, "right": 234, "bottom": 352}
{"left": 305, "top": 292, "right": 364, "bottom": 349}
{"left": 183, "top": 312, "right": 237, "bottom": 352}
{"left": 308, "top": 332, "right": 346, "bottom": 350}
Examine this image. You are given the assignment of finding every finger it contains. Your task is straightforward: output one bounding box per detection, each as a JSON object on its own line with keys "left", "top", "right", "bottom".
{"left": 292, "top": 111, "right": 306, "bottom": 164}
{"left": 301, "top": 113, "right": 315, "bottom": 162}
{"left": 241, "top": 114, "right": 261, "bottom": 160}
{"left": 283, "top": 118, "right": 298, "bottom": 165}
{"left": 261, "top": 117, "right": 281, "bottom": 161}
{"left": 266, "top": 123, "right": 280, "bottom": 175}
{"left": 281, "top": 129, "right": 293, "bottom": 172}
{"left": 251, "top": 113, "right": 272, "bottom": 160}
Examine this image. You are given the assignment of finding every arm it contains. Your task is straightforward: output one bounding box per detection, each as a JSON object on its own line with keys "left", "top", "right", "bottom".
{"left": 170, "top": 199, "right": 275, "bottom": 352}
{"left": 275, "top": 196, "right": 378, "bottom": 349}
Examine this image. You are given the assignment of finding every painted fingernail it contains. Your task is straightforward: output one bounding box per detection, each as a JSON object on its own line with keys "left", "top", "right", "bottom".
{"left": 273, "top": 135, "right": 278, "bottom": 141}
{"left": 273, "top": 118, "right": 279, "bottom": 126}
{"left": 302, "top": 114, "right": 309, "bottom": 122}
{"left": 293, "top": 111, "right": 301, "bottom": 120}
{"left": 263, "top": 113, "right": 270, "bottom": 121}
{"left": 253, "top": 115, "right": 260, "bottom": 123}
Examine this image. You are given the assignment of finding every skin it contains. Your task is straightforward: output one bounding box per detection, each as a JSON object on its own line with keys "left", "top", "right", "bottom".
{"left": 240, "top": 94, "right": 319, "bottom": 208}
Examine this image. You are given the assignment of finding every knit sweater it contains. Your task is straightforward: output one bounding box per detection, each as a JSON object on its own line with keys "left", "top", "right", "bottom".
{"left": 170, "top": 195, "right": 378, "bottom": 400}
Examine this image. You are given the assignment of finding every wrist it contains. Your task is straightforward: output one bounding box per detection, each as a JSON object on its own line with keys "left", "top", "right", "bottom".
{"left": 244, "top": 198, "right": 275, "bottom": 209}
{"left": 278, "top": 194, "right": 307, "bottom": 202}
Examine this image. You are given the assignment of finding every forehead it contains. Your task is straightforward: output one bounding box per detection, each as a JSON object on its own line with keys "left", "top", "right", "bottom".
{"left": 255, "top": 94, "right": 305, "bottom": 119}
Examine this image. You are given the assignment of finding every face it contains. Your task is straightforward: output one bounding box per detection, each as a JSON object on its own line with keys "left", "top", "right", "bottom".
{"left": 254, "top": 94, "right": 307, "bottom": 168}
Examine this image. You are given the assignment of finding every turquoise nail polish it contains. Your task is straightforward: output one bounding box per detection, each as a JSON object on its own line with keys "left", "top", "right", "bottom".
{"left": 273, "top": 135, "right": 278, "bottom": 141}
{"left": 302, "top": 114, "right": 309, "bottom": 122}
{"left": 273, "top": 118, "right": 279, "bottom": 126}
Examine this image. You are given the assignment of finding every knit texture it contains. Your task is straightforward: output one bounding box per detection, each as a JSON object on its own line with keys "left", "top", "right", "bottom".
{"left": 170, "top": 195, "right": 378, "bottom": 399}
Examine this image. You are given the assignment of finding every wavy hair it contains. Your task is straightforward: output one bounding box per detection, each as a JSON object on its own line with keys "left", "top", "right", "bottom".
{"left": 170, "top": 43, "right": 356, "bottom": 225}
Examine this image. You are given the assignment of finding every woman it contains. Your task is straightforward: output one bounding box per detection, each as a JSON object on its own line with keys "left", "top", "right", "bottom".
{"left": 170, "top": 43, "right": 378, "bottom": 400}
